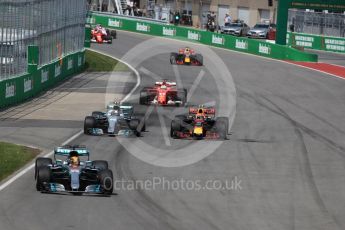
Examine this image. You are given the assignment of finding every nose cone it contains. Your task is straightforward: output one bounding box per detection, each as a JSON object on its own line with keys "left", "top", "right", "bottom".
{"left": 193, "top": 126, "right": 203, "bottom": 135}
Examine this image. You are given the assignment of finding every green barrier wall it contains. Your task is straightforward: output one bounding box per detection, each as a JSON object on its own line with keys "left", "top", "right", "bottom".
{"left": 88, "top": 12, "right": 317, "bottom": 62}
{"left": 0, "top": 47, "right": 85, "bottom": 109}
{"left": 287, "top": 32, "right": 345, "bottom": 54}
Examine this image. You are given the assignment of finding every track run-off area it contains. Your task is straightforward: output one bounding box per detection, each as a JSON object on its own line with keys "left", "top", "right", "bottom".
{"left": 1, "top": 30, "right": 345, "bottom": 230}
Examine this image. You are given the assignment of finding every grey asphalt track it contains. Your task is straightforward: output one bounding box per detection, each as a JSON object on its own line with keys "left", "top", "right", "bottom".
{"left": 1, "top": 31, "right": 345, "bottom": 230}
{"left": 306, "top": 49, "right": 345, "bottom": 67}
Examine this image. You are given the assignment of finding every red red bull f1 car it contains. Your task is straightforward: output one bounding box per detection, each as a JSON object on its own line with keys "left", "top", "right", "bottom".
{"left": 170, "top": 47, "right": 203, "bottom": 66}
{"left": 139, "top": 80, "right": 187, "bottom": 106}
{"left": 170, "top": 105, "right": 228, "bottom": 140}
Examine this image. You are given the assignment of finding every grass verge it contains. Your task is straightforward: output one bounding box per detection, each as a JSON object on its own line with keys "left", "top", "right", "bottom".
{"left": 85, "top": 49, "right": 129, "bottom": 72}
{"left": 0, "top": 142, "right": 40, "bottom": 181}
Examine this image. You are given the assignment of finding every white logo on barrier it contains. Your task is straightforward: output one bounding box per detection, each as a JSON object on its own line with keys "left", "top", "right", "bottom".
{"left": 78, "top": 56, "right": 82, "bottom": 67}
{"left": 188, "top": 31, "right": 200, "bottom": 41}
{"left": 136, "top": 23, "right": 150, "bottom": 32}
{"left": 68, "top": 58, "right": 73, "bottom": 70}
{"left": 41, "top": 69, "right": 49, "bottom": 83}
{"left": 162, "top": 27, "right": 175, "bottom": 36}
{"left": 235, "top": 39, "right": 247, "bottom": 49}
{"left": 108, "top": 19, "right": 122, "bottom": 28}
{"left": 5, "top": 82, "right": 15, "bottom": 98}
{"left": 324, "top": 38, "right": 345, "bottom": 51}
{"left": 24, "top": 77, "right": 33, "bottom": 93}
{"left": 258, "top": 43, "right": 270, "bottom": 55}
{"left": 212, "top": 35, "right": 224, "bottom": 45}
{"left": 55, "top": 64, "right": 61, "bottom": 77}
{"left": 86, "top": 17, "right": 95, "bottom": 24}
{"left": 295, "top": 35, "right": 314, "bottom": 47}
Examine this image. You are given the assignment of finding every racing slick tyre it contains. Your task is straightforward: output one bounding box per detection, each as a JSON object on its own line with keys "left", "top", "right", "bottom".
{"left": 110, "top": 30, "right": 117, "bottom": 39}
{"left": 35, "top": 157, "right": 52, "bottom": 180}
{"left": 99, "top": 169, "right": 113, "bottom": 195}
{"left": 170, "top": 53, "right": 178, "bottom": 65}
{"left": 92, "top": 160, "right": 109, "bottom": 170}
{"left": 129, "top": 119, "right": 141, "bottom": 137}
{"left": 215, "top": 117, "right": 229, "bottom": 140}
{"left": 195, "top": 54, "right": 203, "bottom": 66}
{"left": 139, "top": 90, "right": 148, "bottom": 105}
{"left": 92, "top": 111, "right": 104, "bottom": 117}
{"left": 106, "top": 36, "right": 113, "bottom": 44}
{"left": 170, "top": 119, "right": 182, "bottom": 138}
{"left": 36, "top": 166, "right": 51, "bottom": 191}
{"left": 84, "top": 116, "right": 96, "bottom": 134}
{"left": 176, "top": 90, "right": 187, "bottom": 106}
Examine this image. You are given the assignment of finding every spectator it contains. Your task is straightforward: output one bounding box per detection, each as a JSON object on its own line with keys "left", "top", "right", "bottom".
{"left": 224, "top": 13, "right": 232, "bottom": 26}
{"left": 210, "top": 11, "right": 216, "bottom": 20}
{"left": 142, "top": 5, "right": 147, "bottom": 17}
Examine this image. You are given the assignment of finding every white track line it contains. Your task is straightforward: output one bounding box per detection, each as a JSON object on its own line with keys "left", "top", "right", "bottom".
{"left": 157, "top": 106, "right": 171, "bottom": 146}
{"left": 0, "top": 48, "right": 141, "bottom": 191}
{"left": 87, "top": 48, "right": 141, "bottom": 103}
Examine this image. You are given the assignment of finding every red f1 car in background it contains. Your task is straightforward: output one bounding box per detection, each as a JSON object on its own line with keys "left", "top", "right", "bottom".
{"left": 170, "top": 105, "right": 228, "bottom": 140}
{"left": 139, "top": 80, "right": 187, "bottom": 106}
{"left": 91, "top": 25, "right": 117, "bottom": 44}
{"left": 170, "top": 47, "right": 203, "bottom": 66}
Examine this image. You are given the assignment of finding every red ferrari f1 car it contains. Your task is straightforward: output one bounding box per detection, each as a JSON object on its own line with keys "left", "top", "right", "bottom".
{"left": 170, "top": 47, "right": 203, "bottom": 66}
{"left": 170, "top": 105, "right": 228, "bottom": 140}
{"left": 91, "top": 25, "right": 116, "bottom": 44}
{"left": 139, "top": 80, "right": 187, "bottom": 106}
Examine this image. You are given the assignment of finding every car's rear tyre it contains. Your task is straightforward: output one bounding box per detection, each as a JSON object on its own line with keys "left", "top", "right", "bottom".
{"left": 36, "top": 166, "right": 51, "bottom": 191}
{"left": 170, "top": 53, "right": 178, "bottom": 64}
{"left": 99, "top": 169, "right": 113, "bottom": 195}
{"left": 92, "top": 111, "right": 104, "bottom": 117}
{"left": 195, "top": 54, "right": 203, "bottom": 66}
{"left": 110, "top": 30, "right": 117, "bottom": 39}
{"left": 170, "top": 119, "right": 182, "bottom": 138}
{"left": 84, "top": 116, "right": 96, "bottom": 134}
{"left": 139, "top": 90, "right": 148, "bottom": 105}
{"left": 215, "top": 117, "right": 229, "bottom": 139}
{"left": 129, "top": 119, "right": 141, "bottom": 137}
{"left": 35, "top": 157, "right": 52, "bottom": 180}
{"left": 92, "top": 160, "right": 109, "bottom": 170}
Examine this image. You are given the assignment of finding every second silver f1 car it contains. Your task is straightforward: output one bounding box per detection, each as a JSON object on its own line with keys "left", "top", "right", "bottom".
{"left": 84, "top": 102, "right": 145, "bottom": 137}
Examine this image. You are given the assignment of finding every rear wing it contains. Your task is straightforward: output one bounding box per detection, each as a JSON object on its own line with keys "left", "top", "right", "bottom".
{"left": 155, "top": 81, "right": 176, "bottom": 87}
{"left": 189, "top": 107, "right": 216, "bottom": 115}
{"left": 54, "top": 145, "right": 89, "bottom": 160}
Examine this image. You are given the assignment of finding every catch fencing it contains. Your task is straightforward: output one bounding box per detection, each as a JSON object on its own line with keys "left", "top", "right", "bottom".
{"left": 288, "top": 9, "right": 345, "bottom": 38}
{"left": 0, "top": 0, "right": 86, "bottom": 79}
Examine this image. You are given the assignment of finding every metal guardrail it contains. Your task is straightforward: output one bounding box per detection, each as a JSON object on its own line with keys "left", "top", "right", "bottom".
{"left": 0, "top": 0, "right": 87, "bottom": 80}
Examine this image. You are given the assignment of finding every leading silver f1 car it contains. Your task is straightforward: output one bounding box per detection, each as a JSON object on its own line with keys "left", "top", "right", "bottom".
{"left": 84, "top": 102, "right": 145, "bottom": 137}
{"left": 35, "top": 145, "right": 113, "bottom": 195}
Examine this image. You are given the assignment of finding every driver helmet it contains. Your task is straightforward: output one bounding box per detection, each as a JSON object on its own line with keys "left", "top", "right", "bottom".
{"left": 69, "top": 151, "right": 80, "bottom": 166}
{"left": 196, "top": 115, "right": 204, "bottom": 120}
{"left": 185, "top": 47, "right": 190, "bottom": 52}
